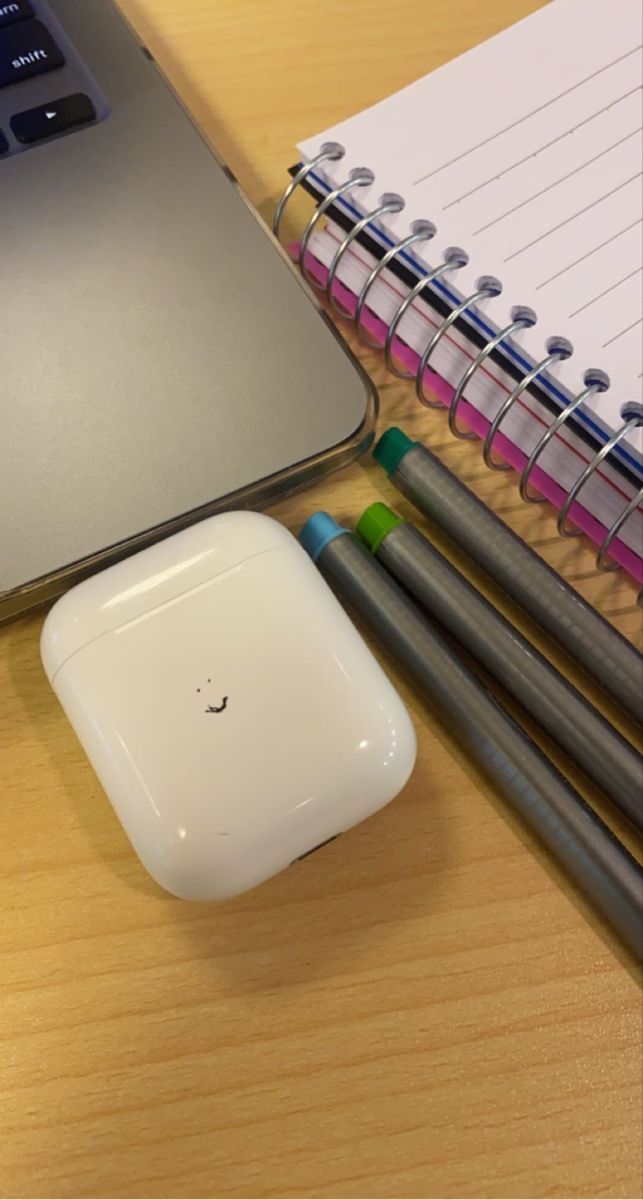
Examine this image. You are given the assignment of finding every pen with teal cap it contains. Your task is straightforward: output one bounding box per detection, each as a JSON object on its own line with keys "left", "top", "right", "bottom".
{"left": 356, "top": 502, "right": 642, "bottom": 833}
{"left": 373, "top": 427, "right": 643, "bottom": 726}
{"left": 299, "top": 512, "right": 643, "bottom": 959}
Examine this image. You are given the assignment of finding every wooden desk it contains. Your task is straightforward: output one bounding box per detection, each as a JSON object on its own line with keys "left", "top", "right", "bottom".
{"left": 1, "top": 2, "right": 641, "bottom": 1196}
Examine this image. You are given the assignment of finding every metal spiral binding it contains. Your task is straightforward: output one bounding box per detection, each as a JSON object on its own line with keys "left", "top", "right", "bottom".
{"left": 557, "top": 416, "right": 643, "bottom": 537}
{"left": 384, "top": 256, "right": 466, "bottom": 382}
{"left": 482, "top": 345, "right": 571, "bottom": 470}
{"left": 300, "top": 170, "right": 375, "bottom": 289}
{"left": 272, "top": 143, "right": 344, "bottom": 241}
{"left": 519, "top": 383, "right": 605, "bottom": 503}
{"left": 415, "top": 282, "right": 500, "bottom": 409}
{"left": 597, "top": 487, "right": 643, "bottom": 581}
{"left": 274, "top": 157, "right": 643, "bottom": 583}
{"left": 325, "top": 193, "right": 405, "bottom": 315}
{"left": 448, "top": 310, "right": 537, "bottom": 439}
{"left": 354, "top": 221, "right": 437, "bottom": 346}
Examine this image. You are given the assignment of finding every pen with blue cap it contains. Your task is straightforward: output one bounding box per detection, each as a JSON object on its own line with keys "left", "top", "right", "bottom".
{"left": 300, "top": 512, "right": 643, "bottom": 959}
{"left": 356, "top": 502, "right": 642, "bottom": 833}
{"left": 373, "top": 427, "right": 643, "bottom": 726}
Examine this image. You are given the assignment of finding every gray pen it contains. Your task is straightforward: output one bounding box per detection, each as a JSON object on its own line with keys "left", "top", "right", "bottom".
{"left": 299, "top": 512, "right": 643, "bottom": 960}
{"left": 373, "top": 427, "right": 643, "bottom": 725}
{"left": 356, "top": 502, "right": 642, "bottom": 832}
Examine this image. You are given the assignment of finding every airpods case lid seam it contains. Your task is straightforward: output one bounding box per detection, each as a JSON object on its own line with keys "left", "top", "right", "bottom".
{"left": 42, "top": 513, "right": 289, "bottom": 681}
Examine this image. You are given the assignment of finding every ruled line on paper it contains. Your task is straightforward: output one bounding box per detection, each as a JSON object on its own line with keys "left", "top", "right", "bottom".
{"left": 471, "top": 129, "right": 641, "bottom": 237}
{"left": 443, "top": 89, "right": 642, "bottom": 209}
{"left": 536, "top": 219, "right": 643, "bottom": 289}
{"left": 504, "top": 173, "right": 642, "bottom": 262}
{"left": 568, "top": 266, "right": 642, "bottom": 319}
{"left": 412, "top": 45, "right": 642, "bottom": 185}
{"left": 602, "top": 316, "right": 643, "bottom": 348}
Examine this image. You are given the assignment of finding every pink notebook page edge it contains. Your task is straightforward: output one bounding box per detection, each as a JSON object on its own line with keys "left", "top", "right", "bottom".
{"left": 294, "top": 246, "right": 643, "bottom": 585}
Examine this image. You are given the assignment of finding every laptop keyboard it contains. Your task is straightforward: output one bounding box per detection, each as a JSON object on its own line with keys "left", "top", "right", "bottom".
{"left": 0, "top": 1, "right": 108, "bottom": 156}
{"left": 0, "top": 0, "right": 35, "bottom": 27}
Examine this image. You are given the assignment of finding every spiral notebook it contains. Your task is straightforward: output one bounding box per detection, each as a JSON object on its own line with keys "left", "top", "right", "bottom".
{"left": 274, "top": 0, "right": 643, "bottom": 584}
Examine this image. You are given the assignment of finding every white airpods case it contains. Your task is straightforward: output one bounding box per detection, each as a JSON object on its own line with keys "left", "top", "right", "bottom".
{"left": 41, "top": 512, "right": 416, "bottom": 900}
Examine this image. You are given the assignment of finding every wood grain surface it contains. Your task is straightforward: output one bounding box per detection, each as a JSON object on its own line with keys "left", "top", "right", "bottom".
{"left": 1, "top": 2, "right": 641, "bottom": 1197}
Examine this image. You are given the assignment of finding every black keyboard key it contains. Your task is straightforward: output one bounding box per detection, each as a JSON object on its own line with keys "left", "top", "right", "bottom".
{"left": 0, "top": 18, "right": 64, "bottom": 89}
{"left": 0, "top": 1, "right": 34, "bottom": 29}
{"left": 11, "top": 92, "right": 96, "bottom": 143}
{"left": 0, "top": 128, "right": 8, "bottom": 154}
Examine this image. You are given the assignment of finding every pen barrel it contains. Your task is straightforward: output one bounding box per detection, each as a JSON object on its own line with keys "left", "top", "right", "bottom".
{"left": 375, "top": 523, "right": 643, "bottom": 832}
{"left": 393, "top": 445, "right": 643, "bottom": 725}
{"left": 317, "top": 533, "right": 643, "bottom": 959}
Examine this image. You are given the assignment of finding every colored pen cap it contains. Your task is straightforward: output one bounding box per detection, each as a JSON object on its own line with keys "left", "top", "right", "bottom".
{"left": 373, "top": 427, "right": 417, "bottom": 475}
{"left": 356, "top": 503, "right": 405, "bottom": 554}
{"left": 299, "top": 512, "right": 349, "bottom": 561}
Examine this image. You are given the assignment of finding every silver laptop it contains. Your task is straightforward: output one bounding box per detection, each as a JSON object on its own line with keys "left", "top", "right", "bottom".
{"left": 1, "top": 0, "right": 375, "bottom": 620}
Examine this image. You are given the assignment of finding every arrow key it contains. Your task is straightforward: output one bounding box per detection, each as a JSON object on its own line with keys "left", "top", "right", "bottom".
{"left": 11, "top": 93, "right": 96, "bottom": 145}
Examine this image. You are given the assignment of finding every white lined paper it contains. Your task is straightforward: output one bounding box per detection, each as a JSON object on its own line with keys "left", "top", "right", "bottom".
{"left": 298, "top": 0, "right": 643, "bottom": 456}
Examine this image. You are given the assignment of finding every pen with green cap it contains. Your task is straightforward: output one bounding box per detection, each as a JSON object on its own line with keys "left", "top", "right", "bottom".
{"left": 356, "top": 502, "right": 642, "bottom": 832}
{"left": 373, "top": 427, "right": 643, "bottom": 725}
{"left": 299, "top": 512, "right": 643, "bottom": 959}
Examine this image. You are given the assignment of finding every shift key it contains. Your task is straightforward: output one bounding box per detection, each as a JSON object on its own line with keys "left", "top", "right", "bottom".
{"left": 0, "top": 19, "right": 65, "bottom": 89}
